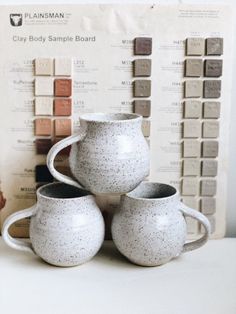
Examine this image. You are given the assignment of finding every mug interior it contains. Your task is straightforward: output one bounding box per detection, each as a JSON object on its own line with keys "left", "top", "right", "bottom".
{"left": 127, "top": 182, "right": 177, "bottom": 199}
{"left": 80, "top": 112, "right": 141, "bottom": 123}
{"left": 38, "top": 183, "right": 90, "bottom": 199}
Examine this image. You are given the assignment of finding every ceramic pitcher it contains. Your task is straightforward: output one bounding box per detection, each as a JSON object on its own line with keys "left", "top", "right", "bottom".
{"left": 111, "top": 182, "right": 211, "bottom": 266}
{"left": 47, "top": 113, "right": 150, "bottom": 195}
{"left": 2, "top": 182, "right": 105, "bottom": 267}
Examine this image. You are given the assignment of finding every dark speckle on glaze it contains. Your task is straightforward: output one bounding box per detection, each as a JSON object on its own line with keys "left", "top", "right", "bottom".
{"left": 29, "top": 182, "right": 105, "bottom": 267}
{"left": 111, "top": 182, "right": 211, "bottom": 266}
{"left": 50, "top": 113, "right": 150, "bottom": 194}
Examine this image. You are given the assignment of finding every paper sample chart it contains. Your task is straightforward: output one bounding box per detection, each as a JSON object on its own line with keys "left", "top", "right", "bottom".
{"left": 182, "top": 37, "right": 224, "bottom": 235}
{"left": 0, "top": 4, "right": 233, "bottom": 239}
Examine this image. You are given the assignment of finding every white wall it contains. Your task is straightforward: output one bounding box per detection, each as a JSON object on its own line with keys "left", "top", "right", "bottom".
{"left": 0, "top": 0, "right": 235, "bottom": 236}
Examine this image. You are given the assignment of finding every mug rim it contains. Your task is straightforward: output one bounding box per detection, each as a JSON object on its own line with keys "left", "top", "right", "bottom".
{"left": 37, "top": 182, "right": 93, "bottom": 200}
{"left": 80, "top": 112, "right": 142, "bottom": 123}
{"left": 125, "top": 182, "right": 179, "bottom": 201}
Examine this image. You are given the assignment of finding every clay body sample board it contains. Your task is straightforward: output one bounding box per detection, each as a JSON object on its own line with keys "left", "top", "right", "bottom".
{"left": 0, "top": 4, "right": 233, "bottom": 238}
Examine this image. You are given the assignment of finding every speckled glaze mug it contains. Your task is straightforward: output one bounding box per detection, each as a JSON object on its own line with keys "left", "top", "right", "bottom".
{"left": 111, "top": 182, "right": 211, "bottom": 266}
{"left": 2, "top": 182, "right": 105, "bottom": 267}
{"left": 47, "top": 113, "right": 150, "bottom": 195}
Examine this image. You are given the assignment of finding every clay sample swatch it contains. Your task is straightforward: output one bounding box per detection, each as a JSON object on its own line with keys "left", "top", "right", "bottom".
{"left": 202, "top": 121, "right": 219, "bottom": 138}
{"left": 35, "top": 97, "right": 53, "bottom": 116}
{"left": 203, "top": 80, "right": 221, "bottom": 98}
{"left": 203, "top": 101, "right": 220, "bottom": 119}
{"left": 204, "top": 60, "right": 222, "bottom": 77}
{"left": 55, "top": 165, "right": 72, "bottom": 177}
{"left": 206, "top": 38, "right": 223, "bottom": 56}
{"left": 185, "top": 59, "right": 202, "bottom": 77}
{"left": 134, "top": 37, "right": 152, "bottom": 55}
{"left": 201, "top": 160, "right": 218, "bottom": 177}
{"left": 35, "top": 139, "right": 52, "bottom": 155}
{"left": 35, "top": 77, "right": 54, "bottom": 96}
{"left": 54, "top": 58, "right": 72, "bottom": 76}
{"left": 53, "top": 137, "right": 71, "bottom": 155}
{"left": 134, "top": 100, "right": 151, "bottom": 117}
{"left": 54, "top": 119, "right": 72, "bottom": 137}
{"left": 184, "top": 100, "right": 202, "bottom": 118}
{"left": 35, "top": 118, "right": 52, "bottom": 136}
{"left": 201, "top": 179, "right": 217, "bottom": 196}
{"left": 133, "top": 59, "right": 151, "bottom": 77}
{"left": 182, "top": 197, "right": 198, "bottom": 210}
{"left": 202, "top": 141, "right": 218, "bottom": 157}
{"left": 183, "top": 140, "right": 201, "bottom": 157}
{"left": 54, "top": 98, "right": 72, "bottom": 116}
{"left": 141, "top": 119, "right": 151, "bottom": 137}
{"left": 54, "top": 79, "right": 72, "bottom": 97}
{"left": 134, "top": 80, "right": 151, "bottom": 97}
{"left": 35, "top": 58, "right": 53, "bottom": 76}
{"left": 183, "top": 120, "right": 201, "bottom": 138}
{"left": 201, "top": 198, "right": 216, "bottom": 215}
{"left": 182, "top": 178, "right": 198, "bottom": 196}
{"left": 183, "top": 159, "right": 200, "bottom": 176}
{"left": 35, "top": 165, "right": 54, "bottom": 183}
{"left": 186, "top": 38, "right": 205, "bottom": 56}
{"left": 184, "top": 80, "right": 202, "bottom": 98}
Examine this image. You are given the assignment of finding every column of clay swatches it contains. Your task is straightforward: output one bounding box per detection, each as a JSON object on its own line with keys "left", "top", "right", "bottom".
{"left": 133, "top": 37, "right": 152, "bottom": 145}
{"left": 182, "top": 37, "right": 223, "bottom": 235}
{"left": 34, "top": 57, "right": 72, "bottom": 185}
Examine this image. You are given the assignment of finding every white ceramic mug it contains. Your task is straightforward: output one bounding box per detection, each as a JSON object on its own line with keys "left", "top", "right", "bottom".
{"left": 2, "top": 182, "right": 105, "bottom": 267}
{"left": 112, "top": 182, "right": 211, "bottom": 266}
{"left": 47, "top": 113, "right": 150, "bottom": 195}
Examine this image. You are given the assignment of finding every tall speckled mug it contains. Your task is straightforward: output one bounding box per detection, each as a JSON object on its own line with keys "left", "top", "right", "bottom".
{"left": 2, "top": 182, "right": 105, "bottom": 267}
{"left": 47, "top": 113, "right": 150, "bottom": 194}
{"left": 111, "top": 182, "right": 211, "bottom": 266}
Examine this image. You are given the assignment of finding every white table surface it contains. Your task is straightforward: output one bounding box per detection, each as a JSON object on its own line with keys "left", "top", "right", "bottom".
{"left": 0, "top": 238, "right": 236, "bottom": 314}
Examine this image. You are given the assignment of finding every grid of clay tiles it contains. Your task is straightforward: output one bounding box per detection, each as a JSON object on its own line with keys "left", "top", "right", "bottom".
{"left": 133, "top": 37, "right": 152, "bottom": 146}
{"left": 34, "top": 57, "right": 73, "bottom": 184}
{"left": 182, "top": 37, "right": 223, "bottom": 236}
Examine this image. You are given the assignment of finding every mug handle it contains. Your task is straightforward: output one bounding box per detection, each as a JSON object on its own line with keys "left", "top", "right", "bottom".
{"left": 47, "top": 130, "right": 86, "bottom": 189}
{"left": 180, "top": 203, "right": 211, "bottom": 253}
{"left": 2, "top": 205, "right": 37, "bottom": 253}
